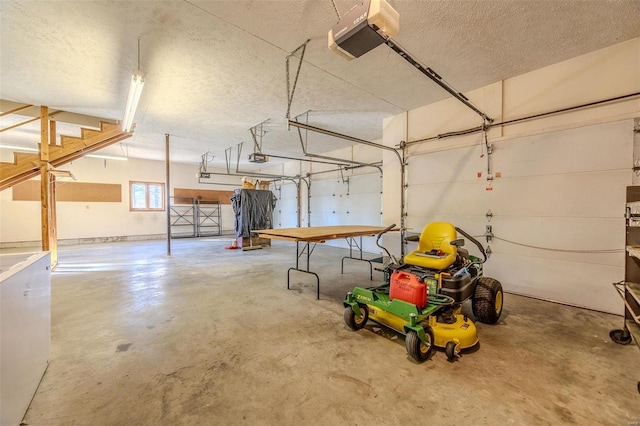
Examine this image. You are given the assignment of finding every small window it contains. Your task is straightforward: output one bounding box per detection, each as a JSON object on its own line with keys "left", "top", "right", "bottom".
{"left": 130, "top": 181, "right": 165, "bottom": 211}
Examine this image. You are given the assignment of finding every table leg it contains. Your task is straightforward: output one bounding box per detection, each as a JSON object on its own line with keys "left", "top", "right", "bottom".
{"left": 341, "top": 236, "right": 374, "bottom": 280}
{"left": 287, "top": 241, "right": 321, "bottom": 299}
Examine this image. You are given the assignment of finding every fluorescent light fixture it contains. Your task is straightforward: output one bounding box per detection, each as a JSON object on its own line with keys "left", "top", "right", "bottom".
{"left": 121, "top": 70, "right": 145, "bottom": 132}
{"left": 86, "top": 154, "right": 128, "bottom": 161}
{"left": 0, "top": 144, "right": 38, "bottom": 152}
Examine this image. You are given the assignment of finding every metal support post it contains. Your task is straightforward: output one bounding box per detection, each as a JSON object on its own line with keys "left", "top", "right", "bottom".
{"left": 166, "top": 134, "right": 171, "bottom": 255}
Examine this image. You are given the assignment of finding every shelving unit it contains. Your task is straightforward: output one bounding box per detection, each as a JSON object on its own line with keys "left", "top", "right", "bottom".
{"left": 170, "top": 197, "right": 196, "bottom": 238}
{"left": 169, "top": 197, "right": 222, "bottom": 238}
{"left": 195, "top": 200, "right": 222, "bottom": 237}
{"left": 610, "top": 186, "right": 640, "bottom": 394}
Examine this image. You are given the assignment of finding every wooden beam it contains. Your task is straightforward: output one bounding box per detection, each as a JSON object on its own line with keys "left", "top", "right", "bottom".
{"left": 40, "top": 164, "right": 50, "bottom": 252}
{"left": 0, "top": 110, "right": 63, "bottom": 134}
{"left": 0, "top": 103, "right": 33, "bottom": 117}
{"left": 0, "top": 116, "right": 39, "bottom": 133}
{"left": 49, "top": 173, "right": 58, "bottom": 267}
{"left": 1, "top": 99, "right": 115, "bottom": 127}
{"left": 49, "top": 132, "right": 131, "bottom": 167}
{"left": 50, "top": 120, "right": 56, "bottom": 146}
{"left": 40, "top": 106, "right": 49, "bottom": 161}
{"left": 48, "top": 122, "right": 128, "bottom": 162}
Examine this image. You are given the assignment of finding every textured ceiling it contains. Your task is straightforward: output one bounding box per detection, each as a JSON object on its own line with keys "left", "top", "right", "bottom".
{"left": 1, "top": 0, "right": 639, "bottom": 169}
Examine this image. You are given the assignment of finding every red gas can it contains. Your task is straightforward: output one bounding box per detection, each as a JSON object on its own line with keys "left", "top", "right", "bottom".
{"left": 389, "top": 270, "right": 427, "bottom": 309}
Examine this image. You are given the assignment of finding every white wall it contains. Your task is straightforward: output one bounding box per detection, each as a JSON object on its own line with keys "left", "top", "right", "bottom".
{"left": 383, "top": 37, "right": 640, "bottom": 314}
{"left": 0, "top": 157, "right": 239, "bottom": 244}
{"left": 273, "top": 181, "right": 299, "bottom": 229}
{"left": 261, "top": 160, "right": 304, "bottom": 229}
{"left": 309, "top": 172, "right": 382, "bottom": 253}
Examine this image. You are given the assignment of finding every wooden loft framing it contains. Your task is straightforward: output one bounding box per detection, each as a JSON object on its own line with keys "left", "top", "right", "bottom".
{"left": 0, "top": 101, "right": 133, "bottom": 266}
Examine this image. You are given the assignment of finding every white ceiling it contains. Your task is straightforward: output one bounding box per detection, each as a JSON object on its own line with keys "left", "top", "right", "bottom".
{"left": 1, "top": 0, "right": 639, "bottom": 169}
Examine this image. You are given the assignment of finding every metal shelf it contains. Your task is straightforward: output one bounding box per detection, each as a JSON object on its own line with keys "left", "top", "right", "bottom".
{"left": 626, "top": 320, "right": 640, "bottom": 350}
{"left": 170, "top": 198, "right": 196, "bottom": 238}
{"left": 613, "top": 282, "right": 640, "bottom": 323}
{"left": 195, "top": 200, "right": 222, "bottom": 237}
{"left": 627, "top": 245, "right": 640, "bottom": 259}
{"left": 611, "top": 187, "right": 640, "bottom": 393}
{"left": 628, "top": 282, "right": 640, "bottom": 306}
{"left": 169, "top": 197, "right": 221, "bottom": 238}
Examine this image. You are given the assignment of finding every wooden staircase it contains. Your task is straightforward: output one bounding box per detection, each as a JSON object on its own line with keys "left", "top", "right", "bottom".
{"left": 1, "top": 103, "right": 133, "bottom": 268}
{"left": 0, "top": 121, "right": 132, "bottom": 191}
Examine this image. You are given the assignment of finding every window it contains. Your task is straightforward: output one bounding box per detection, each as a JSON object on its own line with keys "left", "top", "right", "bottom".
{"left": 130, "top": 181, "right": 165, "bottom": 211}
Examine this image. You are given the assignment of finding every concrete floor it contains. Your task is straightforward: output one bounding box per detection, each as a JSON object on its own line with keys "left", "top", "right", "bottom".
{"left": 18, "top": 238, "right": 640, "bottom": 425}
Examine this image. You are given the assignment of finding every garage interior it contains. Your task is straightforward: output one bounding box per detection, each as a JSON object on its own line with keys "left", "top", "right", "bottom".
{"left": 1, "top": 0, "right": 640, "bottom": 424}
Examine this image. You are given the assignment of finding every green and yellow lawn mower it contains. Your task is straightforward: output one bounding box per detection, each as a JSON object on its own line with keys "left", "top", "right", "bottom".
{"left": 343, "top": 222, "right": 503, "bottom": 362}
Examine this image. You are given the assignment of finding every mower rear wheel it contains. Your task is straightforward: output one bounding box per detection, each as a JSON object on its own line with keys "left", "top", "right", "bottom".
{"left": 405, "top": 328, "right": 434, "bottom": 363}
{"left": 472, "top": 277, "right": 503, "bottom": 324}
{"left": 344, "top": 304, "right": 369, "bottom": 331}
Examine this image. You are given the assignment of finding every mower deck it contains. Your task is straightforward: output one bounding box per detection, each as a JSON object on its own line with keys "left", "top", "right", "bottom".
{"left": 345, "top": 284, "right": 479, "bottom": 361}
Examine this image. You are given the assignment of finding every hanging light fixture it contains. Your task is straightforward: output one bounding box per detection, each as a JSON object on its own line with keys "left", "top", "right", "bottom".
{"left": 121, "top": 39, "right": 145, "bottom": 132}
{"left": 121, "top": 71, "right": 144, "bottom": 132}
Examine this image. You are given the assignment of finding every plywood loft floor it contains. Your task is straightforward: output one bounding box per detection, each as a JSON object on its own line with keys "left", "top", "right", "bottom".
{"left": 18, "top": 239, "right": 640, "bottom": 424}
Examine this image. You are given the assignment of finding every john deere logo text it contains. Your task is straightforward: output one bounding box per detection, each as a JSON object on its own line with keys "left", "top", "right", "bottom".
{"left": 356, "top": 294, "right": 372, "bottom": 302}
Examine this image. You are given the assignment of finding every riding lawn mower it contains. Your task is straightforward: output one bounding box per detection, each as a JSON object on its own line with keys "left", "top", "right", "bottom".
{"left": 343, "top": 222, "right": 503, "bottom": 362}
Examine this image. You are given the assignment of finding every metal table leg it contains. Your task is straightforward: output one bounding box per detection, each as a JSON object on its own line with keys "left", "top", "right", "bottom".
{"left": 341, "top": 235, "right": 373, "bottom": 280}
{"left": 287, "top": 241, "right": 321, "bottom": 299}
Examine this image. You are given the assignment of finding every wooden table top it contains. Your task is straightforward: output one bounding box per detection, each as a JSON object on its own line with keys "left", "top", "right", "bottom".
{"left": 256, "top": 225, "right": 392, "bottom": 243}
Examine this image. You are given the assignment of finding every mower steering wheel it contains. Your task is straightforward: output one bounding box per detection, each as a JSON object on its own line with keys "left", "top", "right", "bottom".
{"left": 455, "top": 226, "right": 488, "bottom": 264}
{"left": 376, "top": 223, "right": 397, "bottom": 264}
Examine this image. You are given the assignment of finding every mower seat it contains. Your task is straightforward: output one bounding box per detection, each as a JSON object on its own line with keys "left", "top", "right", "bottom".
{"left": 403, "top": 222, "right": 457, "bottom": 270}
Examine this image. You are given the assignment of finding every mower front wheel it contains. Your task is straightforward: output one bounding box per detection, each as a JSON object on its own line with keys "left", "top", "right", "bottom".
{"left": 445, "top": 341, "right": 459, "bottom": 361}
{"left": 344, "top": 304, "right": 369, "bottom": 331}
{"left": 405, "top": 328, "right": 434, "bottom": 363}
{"left": 472, "top": 277, "right": 503, "bottom": 324}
